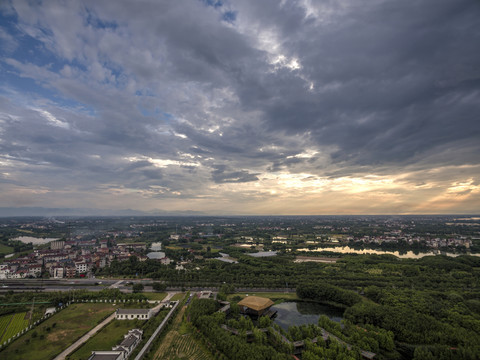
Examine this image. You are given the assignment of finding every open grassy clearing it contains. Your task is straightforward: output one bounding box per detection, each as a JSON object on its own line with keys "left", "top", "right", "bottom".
{"left": 152, "top": 306, "right": 212, "bottom": 360}
{"left": 68, "top": 319, "right": 141, "bottom": 360}
{"left": 0, "top": 303, "right": 116, "bottom": 360}
{"left": 170, "top": 293, "right": 186, "bottom": 301}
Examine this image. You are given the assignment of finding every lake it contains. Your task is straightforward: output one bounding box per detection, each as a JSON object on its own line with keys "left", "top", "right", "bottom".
{"left": 296, "top": 246, "right": 480, "bottom": 259}
{"left": 272, "top": 301, "right": 344, "bottom": 330}
{"left": 13, "top": 236, "right": 59, "bottom": 245}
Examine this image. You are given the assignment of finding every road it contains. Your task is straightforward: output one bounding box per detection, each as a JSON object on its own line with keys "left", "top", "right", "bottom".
{"left": 0, "top": 278, "right": 296, "bottom": 294}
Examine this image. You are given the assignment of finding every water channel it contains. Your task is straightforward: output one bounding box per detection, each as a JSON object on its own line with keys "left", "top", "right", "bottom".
{"left": 272, "top": 301, "right": 344, "bottom": 331}
{"left": 296, "top": 246, "right": 480, "bottom": 259}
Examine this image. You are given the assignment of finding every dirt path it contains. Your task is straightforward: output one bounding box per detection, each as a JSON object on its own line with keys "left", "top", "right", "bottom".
{"left": 53, "top": 312, "right": 116, "bottom": 360}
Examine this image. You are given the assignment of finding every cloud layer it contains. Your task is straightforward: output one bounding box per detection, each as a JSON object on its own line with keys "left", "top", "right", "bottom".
{"left": 0, "top": 0, "right": 479, "bottom": 214}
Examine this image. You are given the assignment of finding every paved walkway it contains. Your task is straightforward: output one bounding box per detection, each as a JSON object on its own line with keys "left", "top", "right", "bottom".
{"left": 53, "top": 312, "right": 116, "bottom": 360}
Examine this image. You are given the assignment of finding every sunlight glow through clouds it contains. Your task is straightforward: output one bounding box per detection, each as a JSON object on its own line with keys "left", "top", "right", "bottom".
{"left": 447, "top": 179, "right": 480, "bottom": 195}
{"left": 126, "top": 156, "right": 199, "bottom": 168}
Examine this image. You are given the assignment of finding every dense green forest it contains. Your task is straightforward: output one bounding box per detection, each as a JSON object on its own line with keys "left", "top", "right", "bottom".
{"left": 99, "top": 253, "right": 480, "bottom": 359}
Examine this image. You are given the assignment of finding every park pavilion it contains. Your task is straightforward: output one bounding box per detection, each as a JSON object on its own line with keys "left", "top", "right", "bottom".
{"left": 237, "top": 296, "right": 275, "bottom": 317}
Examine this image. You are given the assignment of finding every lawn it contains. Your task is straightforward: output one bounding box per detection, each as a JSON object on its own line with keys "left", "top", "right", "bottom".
{"left": 170, "top": 293, "right": 186, "bottom": 301}
{"left": 142, "top": 292, "right": 167, "bottom": 301}
{"left": 0, "top": 303, "right": 116, "bottom": 360}
{"left": 68, "top": 319, "right": 141, "bottom": 360}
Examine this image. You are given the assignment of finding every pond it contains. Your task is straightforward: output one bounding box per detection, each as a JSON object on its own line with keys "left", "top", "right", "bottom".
{"left": 296, "top": 246, "right": 480, "bottom": 259}
{"left": 147, "top": 251, "right": 166, "bottom": 259}
{"left": 271, "top": 301, "right": 344, "bottom": 331}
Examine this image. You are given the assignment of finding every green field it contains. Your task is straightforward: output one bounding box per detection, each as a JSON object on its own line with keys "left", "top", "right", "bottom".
{"left": 68, "top": 319, "right": 141, "bottom": 360}
{"left": 0, "top": 312, "right": 30, "bottom": 343}
{"left": 152, "top": 306, "right": 212, "bottom": 360}
{"left": 0, "top": 303, "right": 116, "bottom": 360}
{"left": 155, "top": 332, "right": 212, "bottom": 360}
{"left": 0, "top": 314, "right": 12, "bottom": 340}
{"left": 170, "top": 293, "right": 185, "bottom": 301}
{"left": 142, "top": 292, "right": 167, "bottom": 301}
{"left": 0, "top": 243, "right": 14, "bottom": 255}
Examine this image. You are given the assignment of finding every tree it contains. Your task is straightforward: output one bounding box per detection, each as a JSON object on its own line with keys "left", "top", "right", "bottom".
{"left": 132, "top": 283, "right": 144, "bottom": 293}
{"left": 152, "top": 282, "right": 166, "bottom": 292}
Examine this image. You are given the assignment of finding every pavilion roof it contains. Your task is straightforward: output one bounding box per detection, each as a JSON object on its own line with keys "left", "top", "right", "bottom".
{"left": 237, "top": 296, "right": 274, "bottom": 311}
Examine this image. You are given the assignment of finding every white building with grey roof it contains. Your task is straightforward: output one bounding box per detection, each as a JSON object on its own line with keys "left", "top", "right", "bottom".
{"left": 115, "top": 308, "right": 152, "bottom": 320}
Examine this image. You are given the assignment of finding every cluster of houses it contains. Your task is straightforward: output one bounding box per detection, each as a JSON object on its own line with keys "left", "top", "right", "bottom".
{"left": 0, "top": 238, "right": 170, "bottom": 280}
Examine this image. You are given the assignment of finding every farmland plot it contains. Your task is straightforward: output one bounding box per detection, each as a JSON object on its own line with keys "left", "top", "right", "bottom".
{"left": 0, "top": 312, "right": 29, "bottom": 343}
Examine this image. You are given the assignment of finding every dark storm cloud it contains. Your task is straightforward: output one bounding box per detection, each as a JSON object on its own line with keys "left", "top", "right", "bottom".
{"left": 229, "top": 0, "right": 480, "bottom": 169}
{"left": 211, "top": 165, "right": 259, "bottom": 183}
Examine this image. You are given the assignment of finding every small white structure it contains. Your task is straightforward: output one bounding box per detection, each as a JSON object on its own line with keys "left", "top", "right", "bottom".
{"left": 116, "top": 308, "right": 151, "bottom": 320}
{"left": 44, "top": 307, "right": 56, "bottom": 316}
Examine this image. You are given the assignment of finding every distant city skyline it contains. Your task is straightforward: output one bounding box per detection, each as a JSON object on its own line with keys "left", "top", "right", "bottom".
{"left": 0, "top": 1, "right": 479, "bottom": 215}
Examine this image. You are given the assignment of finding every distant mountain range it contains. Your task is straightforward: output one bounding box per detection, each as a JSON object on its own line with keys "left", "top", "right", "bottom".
{"left": 0, "top": 207, "right": 206, "bottom": 217}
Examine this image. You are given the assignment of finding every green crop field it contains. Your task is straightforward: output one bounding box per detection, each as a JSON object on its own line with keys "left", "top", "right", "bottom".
{"left": 152, "top": 305, "right": 212, "bottom": 360}
{"left": 68, "top": 319, "right": 141, "bottom": 360}
{"left": 0, "top": 314, "right": 13, "bottom": 341}
{"left": 0, "top": 303, "right": 116, "bottom": 360}
{"left": 0, "top": 312, "right": 29, "bottom": 343}
{"left": 155, "top": 332, "right": 212, "bottom": 360}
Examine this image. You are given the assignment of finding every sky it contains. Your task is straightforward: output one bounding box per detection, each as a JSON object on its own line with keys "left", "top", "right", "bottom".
{"left": 0, "top": 0, "right": 479, "bottom": 215}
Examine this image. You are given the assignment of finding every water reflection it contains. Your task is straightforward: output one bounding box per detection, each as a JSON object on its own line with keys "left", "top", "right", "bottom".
{"left": 296, "top": 246, "right": 480, "bottom": 259}
{"left": 272, "top": 301, "right": 344, "bottom": 331}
